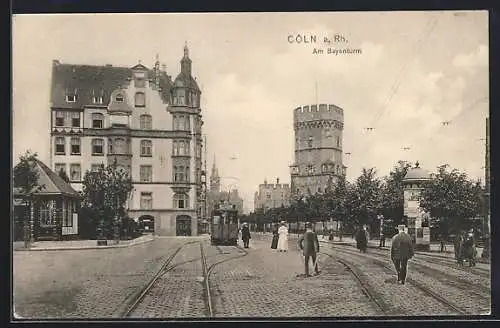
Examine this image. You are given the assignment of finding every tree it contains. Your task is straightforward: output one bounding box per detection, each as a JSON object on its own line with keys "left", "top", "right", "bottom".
{"left": 380, "top": 161, "right": 412, "bottom": 234}
{"left": 58, "top": 168, "right": 70, "bottom": 183}
{"left": 419, "top": 164, "right": 484, "bottom": 238}
{"left": 350, "top": 168, "right": 383, "bottom": 232}
{"left": 13, "top": 150, "right": 45, "bottom": 247}
{"left": 81, "top": 162, "right": 133, "bottom": 240}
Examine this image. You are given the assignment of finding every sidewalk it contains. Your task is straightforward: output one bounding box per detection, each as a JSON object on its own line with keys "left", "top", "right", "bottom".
{"left": 13, "top": 234, "right": 155, "bottom": 251}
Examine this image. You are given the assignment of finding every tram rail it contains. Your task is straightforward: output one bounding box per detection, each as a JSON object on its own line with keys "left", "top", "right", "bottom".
{"left": 120, "top": 240, "right": 248, "bottom": 318}
{"left": 320, "top": 241, "right": 489, "bottom": 315}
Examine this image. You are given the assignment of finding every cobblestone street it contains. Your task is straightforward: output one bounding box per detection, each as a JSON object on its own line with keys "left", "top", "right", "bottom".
{"left": 13, "top": 234, "right": 491, "bottom": 319}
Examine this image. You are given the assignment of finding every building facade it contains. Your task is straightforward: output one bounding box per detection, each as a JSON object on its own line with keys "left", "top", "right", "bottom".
{"left": 49, "top": 44, "right": 205, "bottom": 236}
{"left": 206, "top": 158, "right": 244, "bottom": 215}
{"left": 289, "top": 104, "right": 346, "bottom": 198}
{"left": 254, "top": 178, "right": 291, "bottom": 211}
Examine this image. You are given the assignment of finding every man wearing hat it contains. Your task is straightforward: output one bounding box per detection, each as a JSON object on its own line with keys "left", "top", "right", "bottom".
{"left": 277, "top": 220, "right": 289, "bottom": 252}
{"left": 298, "top": 222, "right": 320, "bottom": 277}
{"left": 241, "top": 222, "right": 251, "bottom": 248}
{"left": 390, "top": 225, "right": 414, "bottom": 284}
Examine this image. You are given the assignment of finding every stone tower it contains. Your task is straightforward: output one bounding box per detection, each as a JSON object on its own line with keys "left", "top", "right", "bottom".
{"left": 210, "top": 155, "right": 220, "bottom": 193}
{"left": 289, "top": 104, "right": 345, "bottom": 198}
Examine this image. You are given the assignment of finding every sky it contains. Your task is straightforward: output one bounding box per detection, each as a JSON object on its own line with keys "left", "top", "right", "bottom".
{"left": 12, "top": 11, "right": 489, "bottom": 213}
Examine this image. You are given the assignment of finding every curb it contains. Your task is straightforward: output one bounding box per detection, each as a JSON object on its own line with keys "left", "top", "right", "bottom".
{"left": 14, "top": 236, "right": 156, "bottom": 252}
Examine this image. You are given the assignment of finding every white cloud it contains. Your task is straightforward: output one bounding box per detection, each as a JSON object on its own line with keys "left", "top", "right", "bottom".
{"left": 452, "top": 44, "right": 488, "bottom": 69}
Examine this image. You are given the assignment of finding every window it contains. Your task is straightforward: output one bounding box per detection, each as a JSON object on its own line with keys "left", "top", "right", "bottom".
{"left": 39, "top": 201, "right": 54, "bottom": 226}
{"left": 135, "top": 92, "right": 146, "bottom": 107}
{"left": 55, "top": 111, "right": 64, "bottom": 126}
{"left": 173, "top": 165, "right": 186, "bottom": 182}
{"left": 92, "top": 96, "right": 103, "bottom": 104}
{"left": 173, "top": 193, "right": 189, "bottom": 209}
{"left": 66, "top": 94, "right": 77, "bottom": 102}
{"left": 62, "top": 200, "right": 73, "bottom": 227}
{"left": 70, "top": 164, "right": 81, "bottom": 181}
{"left": 116, "top": 94, "right": 124, "bottom": 102}
{"left": 92, "top": 113, "right": 104, "bottom": 128}
{"left": 308, "top": 136, "right": 313, "bottom": 148}
{"left": 70, "top": 137, "right": 81, "bottom": 155}
{"left": 113, "top": 138, "right": 127, "bottom": 154}
{"left": 55, "top": 137, "right": 65, "bottom": 154}
{"left": 92, "top": 138, "right": 104, "bottom": 155}
{"left": 140, "top": 114, "right": 152, "bottom": 130}
{"left": 135, "top": 77, "right": 146, "bottom": 88}
{"left": 91, "top": 164, "right": 102, "bottom": 172}
{"left": 140, "top": 165, "right": 153, "bottom": 182}
{"left": 173, "top": 140, "right": 189, "bottom": 156}
{"left": 140, "top": 140, "right": 152, "bottom": 156}
{"left": 71, "top": 112, "right": 80, "bottom": 127}
{"left": 174, "top": 89, "right": 185, "bottom": 105}
{"left": 185, "top": 116, "right": 190, "bottom": 130}
{"left": 140, "top": 192, "right": 153, "bottom": 210}
{"left": 55, "top": 163, "right": 66, "bottom": 175}
{"left": 336, "top": 136, "right": 340, "bottom": 147}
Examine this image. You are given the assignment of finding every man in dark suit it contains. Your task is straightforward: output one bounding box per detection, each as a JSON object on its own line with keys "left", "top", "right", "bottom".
{"left": 298, "top": 222, "right": 320, "bottom": 277}
{"left": 391, "top": 225, "right": 414, "bottom": 284}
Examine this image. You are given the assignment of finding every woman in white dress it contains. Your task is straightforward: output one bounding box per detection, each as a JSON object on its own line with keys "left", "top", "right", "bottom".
{"left": 277, "top": 221, "right": 289, "bottom": 252}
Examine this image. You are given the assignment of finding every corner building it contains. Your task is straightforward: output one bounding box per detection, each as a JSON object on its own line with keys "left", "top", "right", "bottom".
{"left": 289, "top": 104, "right": 346, "bottom": 198}
{"left": 49, "top": 45, "right": 205, "bottom": 236}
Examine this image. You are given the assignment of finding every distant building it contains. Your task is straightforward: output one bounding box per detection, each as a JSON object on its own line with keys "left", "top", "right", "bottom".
{"left": 48, "top": 44, "right": 205, "bottom": 236}
{"left": 289, "top": 104, "right": 346, "bottom": 198}
{"left": 207, "top": 157, "right": 244, "bottom": 214}
{"left": 254, "top": 177, "right": 291, "bottom": 211}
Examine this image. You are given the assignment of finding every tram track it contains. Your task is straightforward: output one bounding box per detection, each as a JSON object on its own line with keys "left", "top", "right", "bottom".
{"left": 120, "top": 240, "right": 248, "bottom": 318}
{"left": 320, "top": 242, "right": 489, "bottom": 315}
{"left": 319, "top": 251, "right": 390, "bottom": 314}
{"left": 320, "top": 239, "right": 490, "bottom": 278}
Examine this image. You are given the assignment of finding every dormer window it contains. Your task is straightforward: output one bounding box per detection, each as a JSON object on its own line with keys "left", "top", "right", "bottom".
{"left": 116, "top": 94, "right": 124, "bottom": 102}
{"left": 134, "top": 72, "right": 146, "bottom": 88}
{"left": 92, "top": 96, "right": 103, "bottom": 104}
{"left": 66, "top": 94, "right": 77, "bottom": 102}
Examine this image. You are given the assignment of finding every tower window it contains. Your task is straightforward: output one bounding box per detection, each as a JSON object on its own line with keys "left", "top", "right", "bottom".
{"left": 140, "top": 192, "right": 153, "bottom": 210}
{"left": 55, "top": 137, "right": 65, "bottom": 155}
{"left": 308, "top": 136, "right": 313, "bottom": 148}
{"left": 140, "top": 165, "right": 153, "bottom": 182}
{"left": 140, "top": 140, "right": 152, "bottom": 156}
{"left": 135, "top": 92, "right": 146, "bottom": 107}
{"left": 140, "top": 114, "right": 152, "bottom": 130}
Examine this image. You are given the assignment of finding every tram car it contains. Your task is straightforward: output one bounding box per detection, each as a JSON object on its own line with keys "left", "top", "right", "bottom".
{"left": 210, "top": 204, "right": 239, "bottom": 246}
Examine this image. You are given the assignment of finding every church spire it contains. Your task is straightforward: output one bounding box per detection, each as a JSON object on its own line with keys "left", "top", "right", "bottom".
{"left": 181, "top": 41, "right": 192, "bottom": 76}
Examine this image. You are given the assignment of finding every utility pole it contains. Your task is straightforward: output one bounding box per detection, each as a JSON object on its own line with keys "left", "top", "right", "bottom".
{"left": 204, "top": 134, "right": 208, "bottom": 234}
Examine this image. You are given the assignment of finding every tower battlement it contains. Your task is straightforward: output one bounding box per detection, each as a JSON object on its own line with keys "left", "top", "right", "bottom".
{"left": 294, "top": 104, "right": 344, "bottom": 123}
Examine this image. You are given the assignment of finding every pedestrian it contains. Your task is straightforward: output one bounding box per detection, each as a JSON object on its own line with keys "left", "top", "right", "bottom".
{"left": 379, "top": 230, "right": 386, "bottom": 248}
{"left": 462, "top": 228, "right": 477, "bottom": 267}
{"left": 271, "top": 223, "right": 279, "bottom": 250}
{"left": 454, "top": 232, "right": 464, "bottom": 264}
{"left": 277, "top": 220, "right": 289, "bottom": 252}
{"left": 390, "top": 225, "right": 414, "bottom": 285}
{"left": 241, "top": 222, "right": 251, "bottom": 248}
{"left": 298, "top": 222, "right": 320, "bottom": 277}
{"left": 355, "top": 225, "right": 368, "bottom": 253}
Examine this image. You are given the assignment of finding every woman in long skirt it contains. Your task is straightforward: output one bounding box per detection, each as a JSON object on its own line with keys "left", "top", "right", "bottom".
{"left": 277, "top": 221, "right": 289, "bottom": 252}
{"left": 271, "top": 224, "right": 279, "bottom": 249}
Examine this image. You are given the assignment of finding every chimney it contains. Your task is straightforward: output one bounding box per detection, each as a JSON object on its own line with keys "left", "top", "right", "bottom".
{"left": 276, "top": 177, "right": 279, "bottom": 185}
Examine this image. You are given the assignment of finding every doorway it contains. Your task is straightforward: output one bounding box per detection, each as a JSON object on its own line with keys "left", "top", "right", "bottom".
{"left": 176, "top": 215, "right": 192, "bottom": 236}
